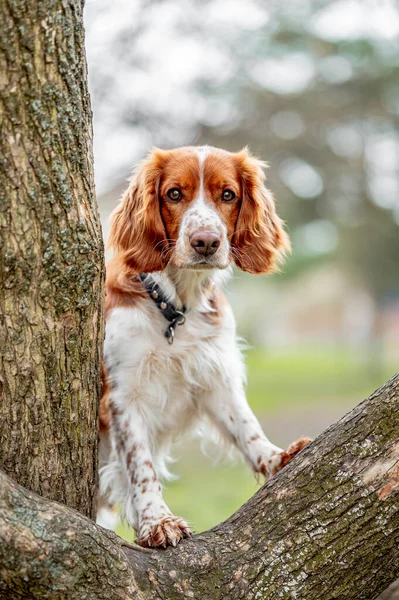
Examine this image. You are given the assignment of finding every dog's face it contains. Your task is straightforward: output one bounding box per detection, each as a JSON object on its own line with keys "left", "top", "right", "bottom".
{"left": 158, "top": 147, "right": 241, "bottom": 270}
{"left": 109, "top": 146, "right": 290, "bottom": 274}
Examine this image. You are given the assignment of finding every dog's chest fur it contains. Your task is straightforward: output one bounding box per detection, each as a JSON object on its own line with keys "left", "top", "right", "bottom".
{"left": 104, "top": 294, "right": 238, "bottom": 443}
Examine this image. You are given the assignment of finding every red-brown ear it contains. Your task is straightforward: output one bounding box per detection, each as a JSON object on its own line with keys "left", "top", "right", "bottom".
{"left": 108, "top": 149, "right": 168, "bottom": 273}
{"left": 232, "top": 148, "right": 290, "bottom": 274}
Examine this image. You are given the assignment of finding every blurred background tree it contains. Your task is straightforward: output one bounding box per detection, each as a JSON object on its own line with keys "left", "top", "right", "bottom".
{"left": 84, "top": 0, "right": 399, "bottom": 536}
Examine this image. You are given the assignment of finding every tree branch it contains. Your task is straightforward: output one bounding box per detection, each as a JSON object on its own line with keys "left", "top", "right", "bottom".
{"left": 1, "top": 373, "right": 399, "bottom": 600}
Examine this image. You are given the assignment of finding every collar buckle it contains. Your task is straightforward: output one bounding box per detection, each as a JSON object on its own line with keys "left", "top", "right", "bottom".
{"left": 174, "top": 310, "right": 186, "bottom": 326}
{"left": 166, "top": 325, "right": 175, "bottom": 344}
{"left": 165, "top": 311, "right": 186, "bottom": 344}
{"left": 140, "top": 273, "right": 187, "bottom": 345}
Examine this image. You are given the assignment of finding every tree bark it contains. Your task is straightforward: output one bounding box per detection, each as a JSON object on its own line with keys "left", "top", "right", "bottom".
{"left": 1, "top": 373, "right": 398, "bottom": 600}
{"left": 0, "top": 0, "right": 104, "bottom": 518}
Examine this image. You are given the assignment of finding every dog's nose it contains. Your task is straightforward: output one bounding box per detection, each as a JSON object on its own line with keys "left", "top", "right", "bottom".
{"left": 190, "top": 231, "right": 221, "bottom": 256}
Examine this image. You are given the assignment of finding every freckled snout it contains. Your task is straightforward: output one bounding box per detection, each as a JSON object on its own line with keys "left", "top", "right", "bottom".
{"left": 190, "top": 230, "right": 221, "bottom": 257}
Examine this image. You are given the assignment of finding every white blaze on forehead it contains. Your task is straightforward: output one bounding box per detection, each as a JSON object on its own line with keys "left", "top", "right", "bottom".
{"left": 183, "top": 145, "right": 222, "bottom": 229}
{"left": 195, "top": 145, "right": 211, "bottom": 203}
{"left": 174, "top": 145, "right": 230, "bottom": 266}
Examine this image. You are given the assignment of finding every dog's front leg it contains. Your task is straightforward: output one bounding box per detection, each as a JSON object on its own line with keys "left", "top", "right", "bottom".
{"left": 203, "top": 382, "right": 310, "bottom": 478}
{"left": 108, "top": 398, "right": 191, "bottom": 548}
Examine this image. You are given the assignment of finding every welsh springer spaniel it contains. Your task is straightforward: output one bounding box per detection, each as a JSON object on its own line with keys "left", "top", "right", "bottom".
{"left": 98, "top": 145, "right": 310, "bottom": 547}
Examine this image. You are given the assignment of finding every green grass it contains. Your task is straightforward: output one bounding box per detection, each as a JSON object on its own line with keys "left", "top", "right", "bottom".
{"left": 116, "top": 347, "right": 397, "bottom": 541}
{"left": 245, "top": 347, "right": 394, "bottom": 413}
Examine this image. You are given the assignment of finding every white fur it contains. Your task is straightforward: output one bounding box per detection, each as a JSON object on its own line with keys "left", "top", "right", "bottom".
{"left": 99, "top": 265, "right": 282, "bottom": 541}
{"left": 97, "top": 506, "right": 119, "bottom": 530}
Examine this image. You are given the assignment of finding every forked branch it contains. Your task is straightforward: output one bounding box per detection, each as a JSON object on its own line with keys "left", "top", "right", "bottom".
{"left": 1, "top": 374, "right": 399, "bottom": 600}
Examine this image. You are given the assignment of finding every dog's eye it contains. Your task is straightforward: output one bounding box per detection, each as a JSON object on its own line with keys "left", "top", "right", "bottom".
{"left": 222, "top": 189, "right": 236, "bottom": 202}
{"left": 167, "top": 188, "right": 182, "bottom": 202}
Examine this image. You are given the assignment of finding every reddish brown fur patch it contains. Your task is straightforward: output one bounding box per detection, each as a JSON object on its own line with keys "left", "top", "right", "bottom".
{"left": 278, "top": 437, "right": 312, "bottom": 471}
{"left": 100, "top": 359, "right": 130, "bottom": 434}
{"left": 105, "top": 256, "right": 145, "bottom": 314}
{"left": 232, "top": 148, "right": 291, "bottom": 274}
{"left": 108, "top": 149, "right": 171, "bottom": 273}
{"left": 99, "top": 364, "right": 111, "bottom": 432}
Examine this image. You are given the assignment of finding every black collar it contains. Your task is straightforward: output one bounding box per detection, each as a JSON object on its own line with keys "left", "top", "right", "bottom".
{"left": 139, "top": 273, "right": 186, "bottom": 344}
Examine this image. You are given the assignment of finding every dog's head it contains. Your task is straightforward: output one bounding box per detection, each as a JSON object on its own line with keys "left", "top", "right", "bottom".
{"left": 109, "top": 146, "right": 290, "bottom": 274}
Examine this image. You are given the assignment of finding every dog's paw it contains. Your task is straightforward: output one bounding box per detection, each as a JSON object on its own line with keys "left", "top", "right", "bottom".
{"left": 272, "top": 436, "right": 312, "bottom": 475}
{"left": 137, "top": 515, "right": 192, "bottom": 549}
{"left": 257, "top": 452, "right": 283, "bottom": 479}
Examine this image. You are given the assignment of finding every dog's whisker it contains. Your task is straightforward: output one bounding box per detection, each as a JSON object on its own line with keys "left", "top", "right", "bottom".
{"left": 154, "top": 239, "right": 174, "bottom": 251}
{"left": 230, "top": 245, "right": 256, "bottom": 270}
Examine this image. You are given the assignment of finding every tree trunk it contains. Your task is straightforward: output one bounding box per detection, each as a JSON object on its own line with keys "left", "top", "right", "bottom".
{"left": 1, "top": 373, "right": 399, "bottom": 600}
{"left": 0, "top": 0, "right": 104, "bottom": 519}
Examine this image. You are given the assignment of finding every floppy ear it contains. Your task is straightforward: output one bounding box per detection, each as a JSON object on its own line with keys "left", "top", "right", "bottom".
{"left": 232, "top": 148, "right": 290, "bottom": 274}
{"left": 108, "top": 149, "right": 168, "bottom": 273}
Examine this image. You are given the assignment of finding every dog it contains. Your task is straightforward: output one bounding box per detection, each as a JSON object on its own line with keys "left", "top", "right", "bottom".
{"left": 98, "top": 145, "right": 310, "bottom": 548}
